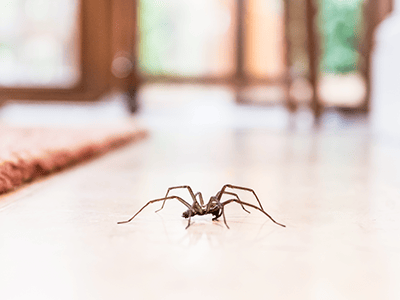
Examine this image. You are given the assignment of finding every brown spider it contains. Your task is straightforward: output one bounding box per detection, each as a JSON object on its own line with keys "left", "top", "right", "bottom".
{"left": 118, "top": 184, "right": 286, "bottom": 229}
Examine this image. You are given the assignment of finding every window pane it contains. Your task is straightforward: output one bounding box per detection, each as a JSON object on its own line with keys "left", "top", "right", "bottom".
{"left": 244, "top": 0, "right": 286, "bottom": 79}
{"left": 239, "top": 0, "right": 288, "bottom": 105}
{"left": 0, "top": 0, "right": 80, "bottom": 88}
{"left": 138, "top": 0, "right": 236, "bottom": 77}
{"left": 316, "top": 0, "right": 367, "bottom": 107}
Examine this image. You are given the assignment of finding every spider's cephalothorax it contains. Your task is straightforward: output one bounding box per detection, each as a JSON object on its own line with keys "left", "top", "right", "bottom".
{"left": 118, "top": 184, "right": 285, "bottom": 229}
{"left": 181, "top": 196, "right": 222, "bottom": 219}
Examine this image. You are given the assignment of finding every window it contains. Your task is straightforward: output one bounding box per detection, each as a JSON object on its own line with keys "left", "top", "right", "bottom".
{"left": 0, "top": 0, "right": 113, "bottom": 101}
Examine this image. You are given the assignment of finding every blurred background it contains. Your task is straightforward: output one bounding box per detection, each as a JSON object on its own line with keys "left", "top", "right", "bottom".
{"left": 0, "top": 0, "right": 397, "bottom": 136}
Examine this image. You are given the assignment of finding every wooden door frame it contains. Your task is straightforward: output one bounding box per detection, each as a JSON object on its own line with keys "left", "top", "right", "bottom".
{"left": 0, "top": 0, "right": 112, "bottom": 102}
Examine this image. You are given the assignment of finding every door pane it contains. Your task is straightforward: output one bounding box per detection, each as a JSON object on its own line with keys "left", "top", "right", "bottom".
{"left": 0, "top": 0, "right": 80, "bottom": 88}
{"left": 138, "top": 0, "right": 236, "bottom": 77}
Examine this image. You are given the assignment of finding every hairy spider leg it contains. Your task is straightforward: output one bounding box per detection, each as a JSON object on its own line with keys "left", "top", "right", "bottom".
{"left": 221, "top": 199, "right": 286, "bottom": 227}
{"left": 222, "top": 191, "right": 251, "bottom": 214}
{"left": 118, "top": 196, "right": 192, "bottom": 224}
{"left": 218, "top": 184, "right": 265, "bottom": 211}
{"left": 156, "top": 185, "right": 198, "bottom": 213}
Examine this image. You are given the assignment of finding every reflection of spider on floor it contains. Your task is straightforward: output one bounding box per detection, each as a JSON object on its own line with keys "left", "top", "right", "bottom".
{"left": 118, "top": 184, "right": 286, "bottom": 229}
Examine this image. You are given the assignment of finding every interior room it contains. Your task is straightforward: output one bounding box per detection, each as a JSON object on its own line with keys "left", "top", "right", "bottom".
{"left": 1, "top": 0, "right": 399, "bottom": 299}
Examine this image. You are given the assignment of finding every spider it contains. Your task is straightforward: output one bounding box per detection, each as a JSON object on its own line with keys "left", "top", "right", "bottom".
{"left": 118, "top": 184, "right": 285, "bottom": 229}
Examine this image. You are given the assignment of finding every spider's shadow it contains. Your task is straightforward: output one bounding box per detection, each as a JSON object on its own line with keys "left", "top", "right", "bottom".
{"left": 174, "top": 214, "right": 277, "bottom": 248}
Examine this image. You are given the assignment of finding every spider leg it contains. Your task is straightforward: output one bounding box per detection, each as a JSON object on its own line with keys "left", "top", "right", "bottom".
{"left": 194, "top": 192, "right": 204, "bottom": 206}
{"left": 221, "top": 199, "right": 286, "bottom": 227}
{"left": 222, "top": 191, "right": 251, "bottom": 214}
{"left": 210, "top": 201, "right": 229, "bottom": 228}
{"left": 185, "top": 200, "right": 198, "bottom": 229}
{"left": 156, "top": 185, "right": 198, "bottom": 213}
{"left": 205, "top": 198, "right": 216, "bottom": 213}
{"left": 221, "top": 207, "right": 229, "bottom": 229}
{"left": 185, "top": 210, "right": 193, "bottom": 229}
{"left": 118, "top": 196, "right": 192, "bottom": 224}
{"left": 218, "top": 184, "right": 265, "bottom": 211}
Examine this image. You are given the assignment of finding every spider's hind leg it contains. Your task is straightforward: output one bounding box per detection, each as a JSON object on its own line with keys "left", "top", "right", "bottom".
{"left": 218, "top": 184, "right": 265, "bottom": 211}
{"left": 221, "top": 198, "right": 285, "bottom": 227}
{"left": 222, "top": 191, "right": 251, "bottom": 214}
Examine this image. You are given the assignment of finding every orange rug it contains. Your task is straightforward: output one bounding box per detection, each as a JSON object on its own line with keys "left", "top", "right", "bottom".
{"left": 0, "top": 124, "right": 147, "bottom": 195}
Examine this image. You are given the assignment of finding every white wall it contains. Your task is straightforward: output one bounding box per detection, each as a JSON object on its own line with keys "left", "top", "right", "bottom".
{"left": 371, "top": 2, "right": 400, "bottom": 139}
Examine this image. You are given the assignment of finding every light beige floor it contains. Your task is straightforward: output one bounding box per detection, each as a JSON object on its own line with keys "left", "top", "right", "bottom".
{"left": 1, "top": 88, "right": 400, "bottom": 300}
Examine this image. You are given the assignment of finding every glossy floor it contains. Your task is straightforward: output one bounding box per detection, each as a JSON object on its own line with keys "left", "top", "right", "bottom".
{"left": 1, "top": 89, "right": 400, "bottom": 300}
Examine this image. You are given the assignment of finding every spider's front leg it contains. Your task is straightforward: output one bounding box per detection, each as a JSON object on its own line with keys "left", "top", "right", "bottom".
{"left": 202, "top": 197, "right": 230, "bottom": 228}
{"left": 156, "top": 185, "right": 199, "bottom": 213}
{"left": 221, "top": 207, "right": 229, "bottom": 229}
{"left": 118, "top": 196, "right": 192, "bottom": 224}
{"left": 208, "top": 199, "right": 230, "bottom": 229}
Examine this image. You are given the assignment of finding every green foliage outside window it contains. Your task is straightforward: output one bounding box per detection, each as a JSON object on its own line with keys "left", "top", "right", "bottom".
{"left": 318, "top": 0, "right": 364, "bottom": 74}
{"left": 138, "top": 0, "right": 174, "bottom": 75}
